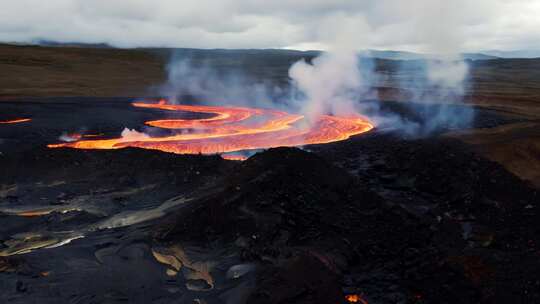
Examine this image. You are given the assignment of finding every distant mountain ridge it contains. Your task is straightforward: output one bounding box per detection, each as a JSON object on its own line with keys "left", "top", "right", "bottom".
{"left": 33, "top": 40, "right": 113, "bottom": 49}
{"left": 481, "top": 50, "right": 540, "bottom": 59}
{"left": 361, "top": 49, "right": 499, "bottom": 61}
{"left": 6, "top": 40, "right": 540, "bottom": 60}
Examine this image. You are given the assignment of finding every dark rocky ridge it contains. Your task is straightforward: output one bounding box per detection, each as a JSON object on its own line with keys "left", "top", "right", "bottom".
{"left": 152, "top": 136, "right": 539, "bottom": 303}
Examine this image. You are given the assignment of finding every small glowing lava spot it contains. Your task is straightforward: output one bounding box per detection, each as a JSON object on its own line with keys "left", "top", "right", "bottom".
{"left": 221, "top": 154, "right": 248, "bottom": 161}
{"left": 17, "top": 210, "right": 52, "bottom": 217}
{"left": 83, "top": 133, "right": 105, "bottom": 138}
{"left": 0, "top": 118, "right": 31, "bottom": 124}
{"left": 345, "top": 294, "right": 368, "bottom": 304}
{"left": 413, "top": 293, "right": 424, "bottom": 302}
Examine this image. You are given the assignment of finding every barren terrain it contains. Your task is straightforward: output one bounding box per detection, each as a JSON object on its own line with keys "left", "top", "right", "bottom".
{"left": 1, "top": 44, "right": 539, "bottom": 186}
{"left": 0, "top": 44, "right": 539, "bottom": 303}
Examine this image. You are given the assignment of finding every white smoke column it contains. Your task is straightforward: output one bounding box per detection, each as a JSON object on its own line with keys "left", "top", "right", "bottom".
{"left": 288, "top": 13, "right": 372, "bottom": 123}
{"left": 59, "top": 132, "right": 81, "bottom": 142}
{"left": 427, "top": 60, "right": 468, "bottom": 95}
{"left": 160, "top": 52, "right": 283, "bottom": 108}
{"left": 419, "top": 0, "right": 470, "bottom": 97}
{"left": 120, "top": 128, "right": 149, "bottom": 141}
{"left": 289, "top": 51, "right": 363, "bottom": 120}
{"left": 407, "top": 0, "right": 478, "bottom": 133}
{"left": 288, "top": 1, "right": 485, "bottom": 134}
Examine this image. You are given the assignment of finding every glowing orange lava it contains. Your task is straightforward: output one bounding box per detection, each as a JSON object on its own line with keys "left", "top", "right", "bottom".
{"left": 16, "top": 210, "right": 53, "bottom": 217}
{"left": 0, "top": 118, "right": 31, "bottom": 124}
{"left": 83, "top": 133, "right": 105, "bottom": 138}
{"left": 48, "top": 100, "right": 373, "bottom": 156}
{"left": 345, "top": 294, "right": 368, "bottom": 304}
{"left": 221, "top": 154, "right": 248, "bottom": 161}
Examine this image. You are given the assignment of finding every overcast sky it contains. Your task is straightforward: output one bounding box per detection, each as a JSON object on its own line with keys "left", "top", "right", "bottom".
{"left": 1, "top": 0, "right": 539, "bottom": 52}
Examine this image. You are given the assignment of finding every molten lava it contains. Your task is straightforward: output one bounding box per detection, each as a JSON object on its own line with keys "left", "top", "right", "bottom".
{"left": 82, "top": 133, "right": 105, "bottom": 138}
{"left": 221, "top": 154, "right": 249, "bottom": 161}
{"left": 48, "top": 100, "right": 373, "bottom": 156}
{"left": 0, "top": 118, "right": 31, "bottom": 124}
{"left": 345, "top": 294, "right": 368, "bottom": 304}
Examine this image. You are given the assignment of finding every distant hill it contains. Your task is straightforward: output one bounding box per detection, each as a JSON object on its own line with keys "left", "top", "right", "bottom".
{"left": 363, "top": 49, "right": 498, "bottom": 61}
{"left": 33, "top": 40, "right": 113, "bottom": 49}
{"left": 11, "top": 41, "right": 501, "bottom": 61}
{"left": 361, "top": 50, "right": 426, "bottom": 60}
{"left": 482, "top": 50, "right": 540, "bottom": 59}
{"left": 141, "top": 47, "right": 321, "bottom": 58}
{"left": 461, "top": 53, "right": 499, "bottom": 60}
{"left": 162, "top": 48, "right": 498, "bottom": 61}
{"left": 1, "top": 42, "right": 540, "bottom": 105}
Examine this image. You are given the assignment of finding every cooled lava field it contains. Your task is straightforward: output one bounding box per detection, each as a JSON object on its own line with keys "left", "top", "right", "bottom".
{"left": 0, "top": 97, "right": 538, "bottom": 304}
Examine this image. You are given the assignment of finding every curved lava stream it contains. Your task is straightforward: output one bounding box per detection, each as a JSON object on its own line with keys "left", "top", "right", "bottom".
{"left": 48, "top": 100, "right": 374, "bottom": 156}
{"left": 0, "top": 118, "right": 31, "bottom": 124}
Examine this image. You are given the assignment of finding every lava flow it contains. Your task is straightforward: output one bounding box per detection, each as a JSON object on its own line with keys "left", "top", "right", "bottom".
{"left": 48, "top": 100, "right": 373, "bottom": 155}
{"left": 345, "top": 294, "right": 369, "bottom": 304}
{"left": 0, "top": 118, "right": 31, "bottom": 124}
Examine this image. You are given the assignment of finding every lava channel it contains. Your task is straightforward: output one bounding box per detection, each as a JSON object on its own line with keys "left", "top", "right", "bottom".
{"left": 48, "top": 100, "right": 373, "bottom": 155}
{"left": 0, "top": 118, "right": 31, "bottom": 124}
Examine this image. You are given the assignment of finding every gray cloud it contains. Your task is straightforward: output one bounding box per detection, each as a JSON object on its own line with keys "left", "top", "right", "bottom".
{"left": 0, "top": 0, "right": 539, "bottom": 52}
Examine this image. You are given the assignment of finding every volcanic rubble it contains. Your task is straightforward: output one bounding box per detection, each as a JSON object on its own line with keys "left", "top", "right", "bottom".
{"left": 0, "top": 131, "right": 539, "bottom": 303}
{"left": 150, "top": 132, "right": 539, "bottom": 303}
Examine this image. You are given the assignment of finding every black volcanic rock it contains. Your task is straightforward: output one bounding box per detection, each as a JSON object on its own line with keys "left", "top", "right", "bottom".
{"left": 311, "top": 133, "right": 540, "bottom": 303}
{"left": 154, "top": 147, "right": 442, "bottom": 302}
{"left": 247, "top": 252, "right": 343, "bottom": 304}
{"left": 153, "top": 140, "right": 540, "bottom": 304}
{"left": 155, "top": 147, "right": 383, "bottom": 247}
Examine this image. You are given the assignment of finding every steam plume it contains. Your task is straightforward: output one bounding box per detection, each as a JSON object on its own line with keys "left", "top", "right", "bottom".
{"left": 156, "top": 1, "right": 476, "bottom": 136}
{"left": 289, "top": 51, "right": 364, "bottom": 121}
{"left": 287, "top": 0, "right": 474, "bottom": 135}
{"left": 160, "top": 54, "right": 283, "bottom": 109}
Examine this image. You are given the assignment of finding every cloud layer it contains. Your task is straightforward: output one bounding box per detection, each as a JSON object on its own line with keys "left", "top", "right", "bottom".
{"left": 1, "top": 0, "right": 539, "bottom": 52}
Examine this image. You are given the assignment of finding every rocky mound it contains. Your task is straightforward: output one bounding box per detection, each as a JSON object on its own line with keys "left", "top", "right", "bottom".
{"left": 156, "top": 147, "right": 383, "bottom": 245}
{"left": 155, "top": 138, "right": 540, "bottom": 303}
{"left": 154, "top": 148, "right": 452, "bottom": 303}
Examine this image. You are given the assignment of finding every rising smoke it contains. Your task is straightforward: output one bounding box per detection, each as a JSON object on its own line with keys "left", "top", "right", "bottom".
{"left": 403, "top": 0, "right": 474, "bottom": 134}
{"left": 159, "top": 0, "right": 476, "bottom": 136}
{"left": 401, "top": 58, "right": 473, "bottom": 135}
{"left": 288, "top": 51, "right": 364, "bottom": 121}
{"left": 287, "top": 0, "right": 475, "bottom": 135}
{"left": 159, "top": 52, "right": 285, "bottom": 109}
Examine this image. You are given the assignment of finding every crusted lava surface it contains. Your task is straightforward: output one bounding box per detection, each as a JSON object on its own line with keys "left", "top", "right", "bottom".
{"left": 312, "top": 133, "right": 540, "bottom": 303}
{"left": 154, "top": 139, "right": 539, "bottom": 304}
{"left": 0, "top": 98, "right": 538, "bottom": 304}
